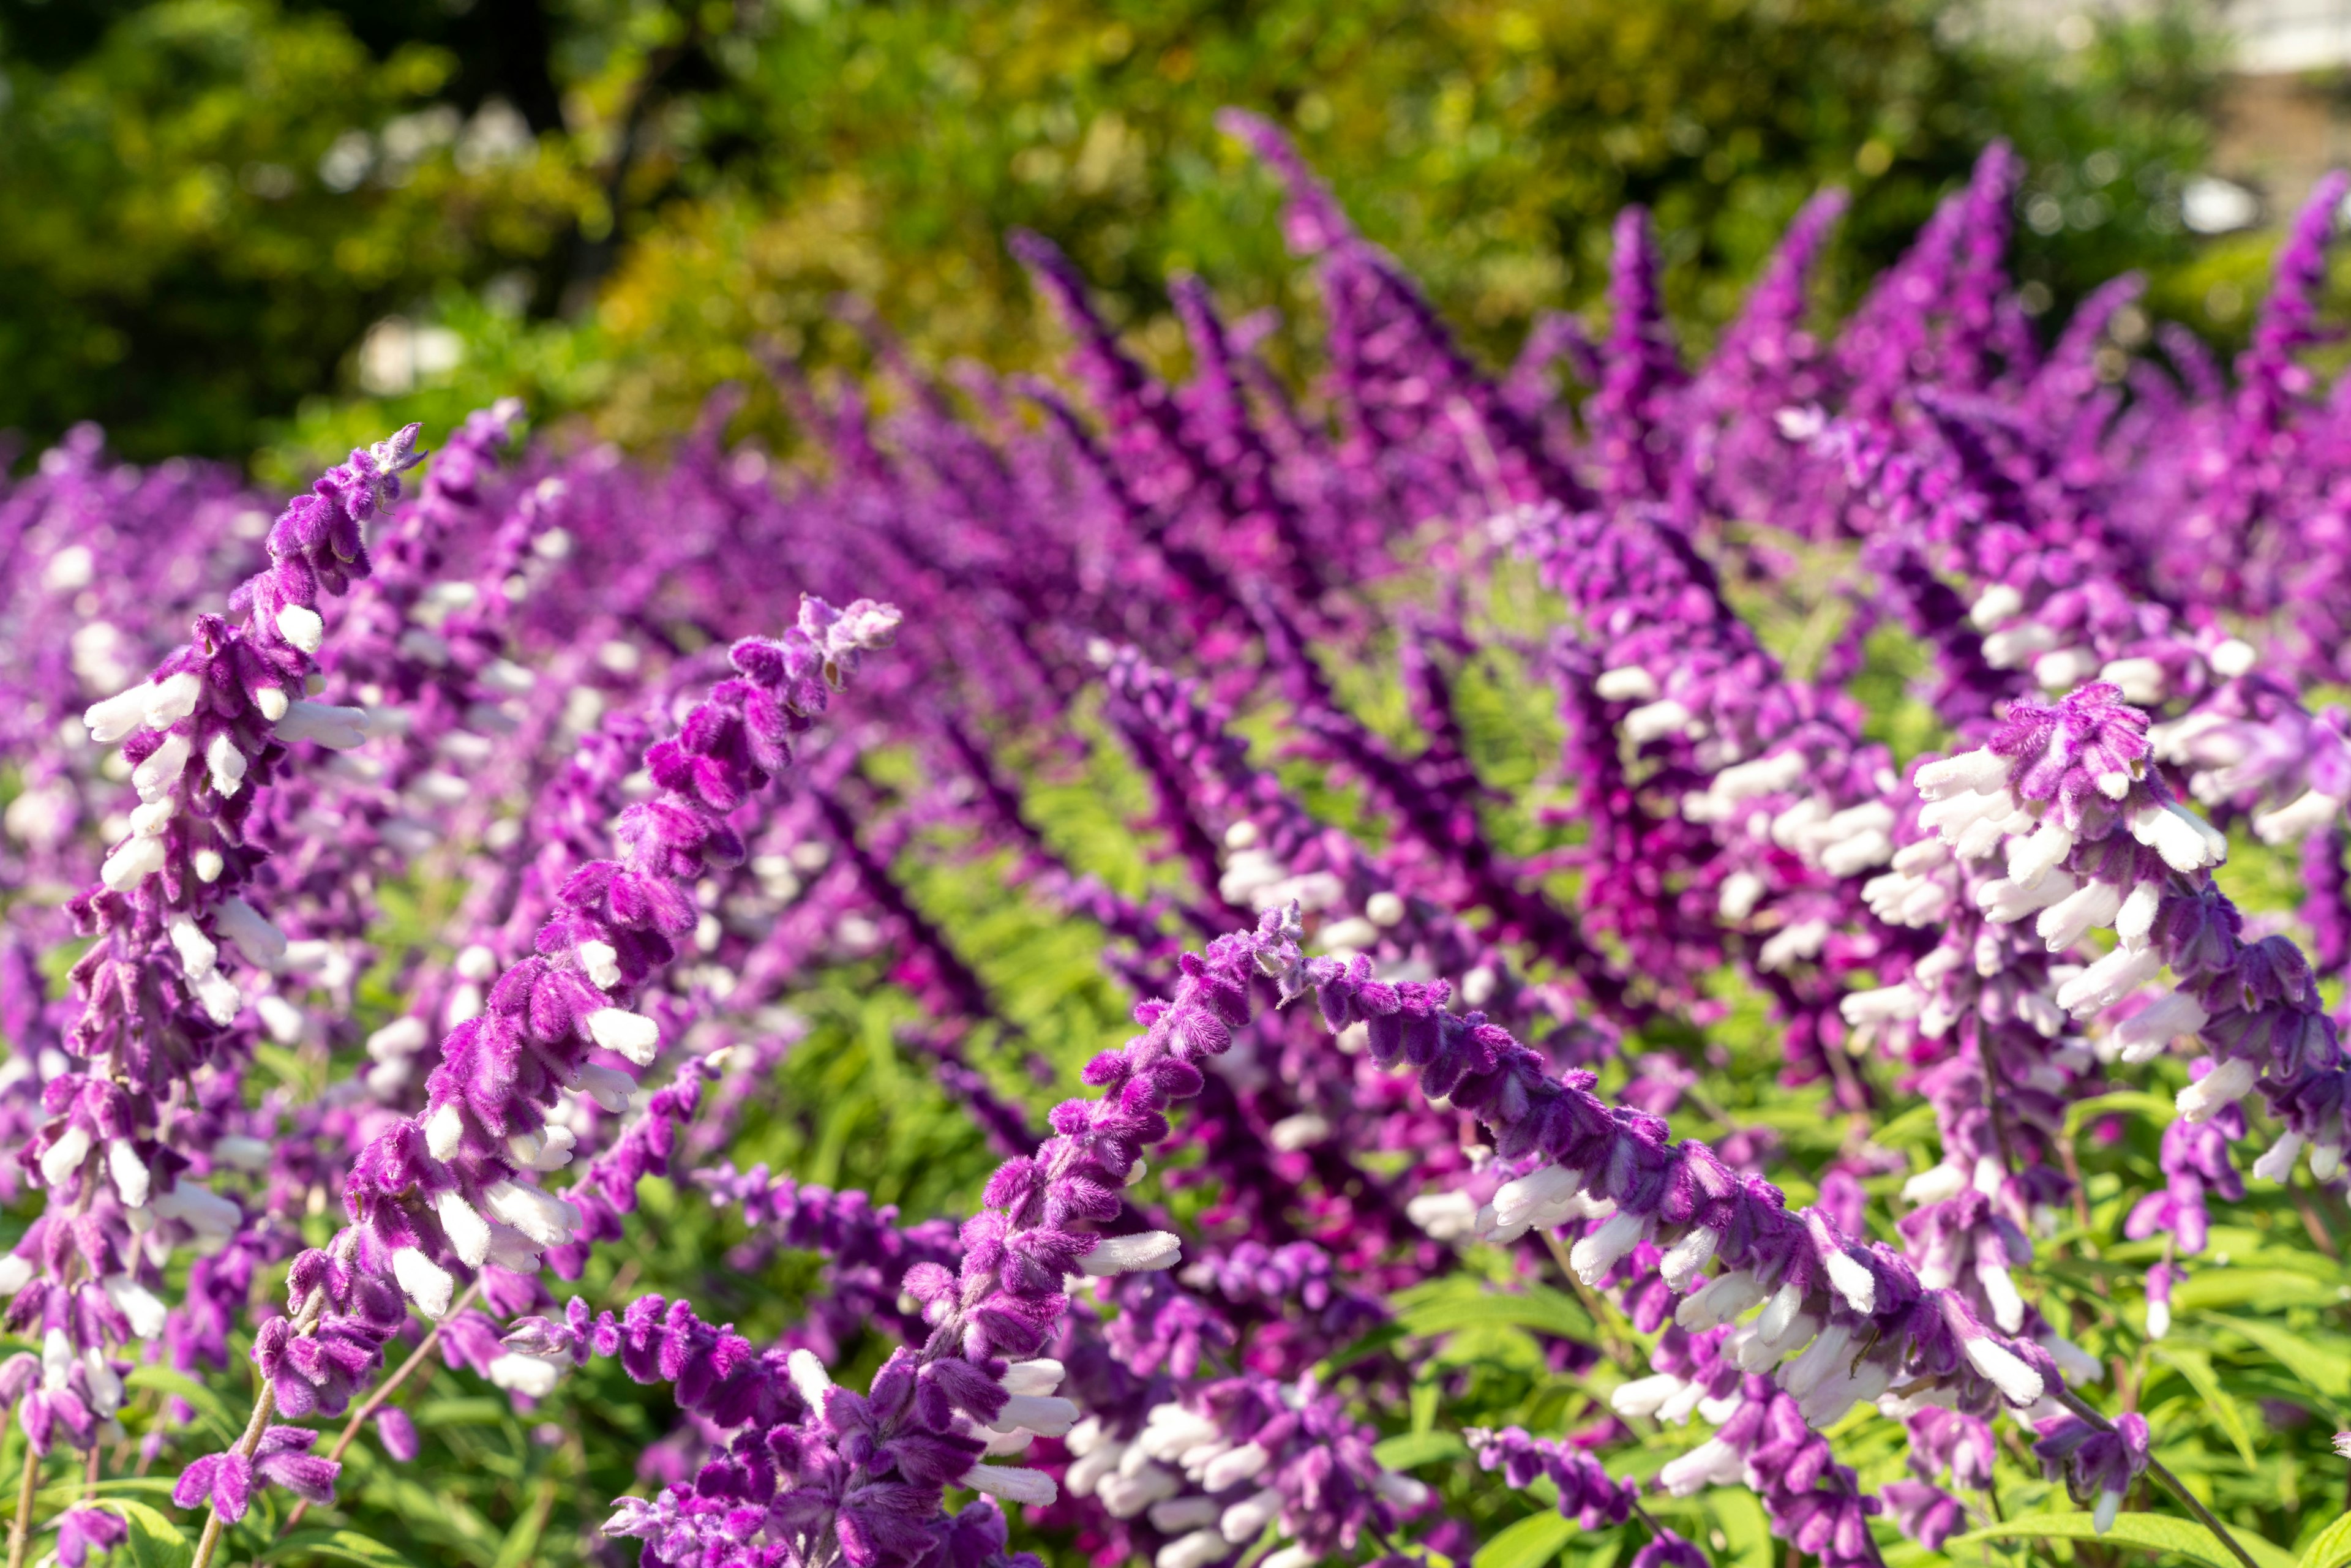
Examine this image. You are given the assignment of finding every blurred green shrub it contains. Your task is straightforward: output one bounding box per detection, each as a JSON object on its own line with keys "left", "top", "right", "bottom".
{"left": 1, "top": 0, "right": 2221, "bottom": 468}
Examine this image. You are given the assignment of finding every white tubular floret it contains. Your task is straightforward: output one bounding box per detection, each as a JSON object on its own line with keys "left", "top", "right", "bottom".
{"left": 1901, "top": 1164, "right": 1968, "bottom": 1205}
{"left": 1488, "top": 1164, "right": 1586, "bottom": 1236}
{"left": 108, "top": 1141, "right": 151, "bottom": 1208}
{"left": 275, "top": 700, "right": 370, "bottom": 749}
{"left": 1982, "top": 623, "right": 2060, "bottom": 669}
{"left": 154, "top": 1180, "right": 240, "bottom": 1237}
{"left": 2053, "top": 944, "right": 2164, "bottom": 1017}
{"left": 1079, "top": 1231, "right": 1182, "bottom": 1276}
{"left": 2115, "top": 881, "right": 2162, "bottom": 950}
{"left": 2177, "top": 1057, "right": 2259, "bottom": 1123}
{"left": 2110, "top": 990, "right": 2209, "bottom": 1064}
{"left": 1155, "top": 1529, "right": 1228, "bottom": 1568}
{"left": 206, "top": 732, "right": 248, "bottom": 797}
{"left": 1406, "top": 1191, "right": 1479, "bottom": 1242}
{"left": 1659, "top": 1227, "right": 1722, "bottom": 1292}
{"left": 85, "top": 683, "right": 160, "bottom": 744}
{"left": 1757, "top": 919, "right": 1829, "bottom": 972}
{"left": 487, "top": 1353, "right": 563, "bottom": 1398}
{"left": 2252, "top": 1130, "right": 2306, "bottom": 1185}
{"left": 1676, "top": 1269, "right": 1767, "bottom": 1330}
{"left": 1610, "top": 1373, "right": 1686, "bottom": 1419}
{"left": 1567, "top": 1210, "right": 1648, "bottom": 1286}
{"left": 102, "top": 1274, "right": 168, "bottom": 1340}
{"left": 1914, "top": 748, "right": 2013, "bottom": 800}
{"left": 2004, "top": 820, "right": 2075, "bottom": 889}
{"left": 508, "top": 1125, "right": 579, "bottom": 1172}
{"left": 1823, "top": 1250, "right": 1877, "bottom": 1315}
{"left": 1976, "top": 1261, "right": 2025, "bottom": 1334}
{"left": 585, "top": 1008, "right": 661, "bottom": 1066}
{"left": 215, "top": 898, "right": 288, "bottom": 969}
{"left": 1839, "top": 985, "right": 1924, "bottom": 1027}
{"left": 1659, "top": 1437, "right": 1745, "bottom": 1496}
{"left": 1001, "top": 1359, "right": 1065, "bottom": 1397}
{"left": 1779, "top": 1324, "right": 1853, "bottom": 1398}
{"left": 1962, "top": 1335, "right": 2044, "bottom": 1405}
{"left": 991, "top": 1395, "right": 1081, "bottom": 1438}
{"left": 482, "top": 1180, "right": 583, "bottom": 1247}
{"left": 131, "top": 732, "right": 192, "bottom": 801}
{"left": 2254, "top": 789, "right": 2342, "bottom": 846}
{"left": 787, "top": 1348, "right": 833, "bottom": 1407}
{"left": 276, "top": 604, "right": 326, "bottom": 654}
{"left": 963, "top": 1465, "right": 1057, "bottom": 1508}
{"left": 1718, "top": 871, "right": 1766, "bottom": 921}
{"left": 1201, "top": 1442, "right": 1272, "bottom": 1491}
{"left": 1149, "top": 1499, "right": 1221, "bottom": 1534}
{"left": 574, "top": 1064, "right": 636, "bottom": 1114}
{"left": 167, "top": 916, "right": 218, "bottom": 980}
{"left": 2099, "top": 658, "right": 2167, "bottom": 706}
{"left": 1594, "top": 667, "right": 1659, "bottom": 702}
{"left": 40, "top": 1124, "right": 91, "bottom": 1188}
{"left": 1220, "top": 1487, "right": 1284, "bottom": 1544}
{"left": 1968, "top": 583, "right": 2024, "bottom": 630}
{"left": 1623, "top": 699, "right": 1693, "bottom": 743}
{"left": 0, "top": 1257, "right": 31, "bottom": 1298}
{"left": 2128, "top": 798, "right": 2226, "bottom": 872}
{"left": 2036, "top": 879, "right": 2124, "bottom": 951}
{"left": 436, "top": 1190, "right": 493, "bottom": 1266}
{"left": 579, "top": 940, "right": 623, "bottom": 990}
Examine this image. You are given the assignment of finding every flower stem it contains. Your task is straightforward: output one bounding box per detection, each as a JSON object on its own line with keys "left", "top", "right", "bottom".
{"left": 2053, "top": 1390, "right": 2259, "bottom": 1568}
{"left": 279, "top": 1278, "right": 483, "bottom": 1537}
{"left": 6, "top": 1439, "right": 38, "bottom": 1568}
{"left": 189, "top": 1373, "right": 281, "bottom": 1568}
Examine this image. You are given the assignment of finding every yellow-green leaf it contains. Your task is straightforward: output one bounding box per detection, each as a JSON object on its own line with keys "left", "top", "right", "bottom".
{"left": 1474, "top": 1510, "right": 1575, "bottom": 1568}
{"left": 2207, "top": 1314, "right": 2351, "bottom": 1403}
{"left": 2298, "top": 1510, "right": 2351, "bottom": 1568}
{"left": 2154, "top": 1346, "right": 2259, "bottom": 1465}
{"left": 1375, "top": 1431, "right": 1469, "bottom": 1469}
{"left": 1401, "top": 1287, "right": 1592, "bottom": 1341}
{"left": 1957, "top": 1509, "right": 2288, "bottom": 1568}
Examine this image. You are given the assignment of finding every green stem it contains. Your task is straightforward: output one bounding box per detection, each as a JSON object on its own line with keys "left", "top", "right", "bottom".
{"left": 2053, "top": 1390, "right": 2259, "bottom": 1568}
{"left": 189, "top": 1365, "right": 281, "bottom": 1568}
{"left": 279, "top": 1278, "right": 484, "bottom": 1537}
{"left": 6, "top": 1439, "right": 37, "bottom": 1568}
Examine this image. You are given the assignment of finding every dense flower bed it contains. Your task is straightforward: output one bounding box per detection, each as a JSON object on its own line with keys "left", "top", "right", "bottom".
{"left": 0, "top": 116, "right": 2347, "bottom": 1568}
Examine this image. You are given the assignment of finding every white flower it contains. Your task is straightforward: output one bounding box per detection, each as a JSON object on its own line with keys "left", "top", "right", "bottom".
{"left": 40, "top": 1123, "right": 91, "bottom": 1188}
{"left": 1594, "top": 666, "right": 1659, "bottom": 702}
{"left": 1079, "top": 1231, "right": 1182, "bottom": 1275}
{"left": 1155, "top": 1529, "right": 1228, "bottom": 1568}
{"left": 1962, "top": 1335, "right": 2045, "bottom": 1405}
{"left": 108, "top": 1141, "right": 151, "bottom": 1208}
{"left": 1567, "top": 1210, "right": 1648, "bottom": 1285}
{"left": 103, "top": 1274, "right": 167, "bottom": 1340}
{"left": 216, "top": 898, "right": 288, "bottom": 969}
{"left": 1218, "top": 1487, "right": 1284, "bottom": 1543}
{"left": 962, "top": 1465, "right": 1057, "bottom": 1507}
{"left": 481, "top": 1179, "right": 582, "bottom": 1247}
{"left": 276, "top": 604, "right": 326, "bottom": 654}
{"left": 392, "top": 1248, "right": 455, "bottom": 1318}
{"left": 2177, "top": 1057, "right": 2258, "bottom": 1123}
{"left": 585, "top": 1008, "right": 661, "bottom": 1066}
{"left": 434, "top": 1191, "right": 493, "bottom": 1267}
{"left": 488, "top": 1353, "right": 565, "bottom": 1398}
{"left": 275, "top": 700, "right": 370, "bottom": 749}
{"left": 154, "top": 1180, "right": 239, "bottom": 1237}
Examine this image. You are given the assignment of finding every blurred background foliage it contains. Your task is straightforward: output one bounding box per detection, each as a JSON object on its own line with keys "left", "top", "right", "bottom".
{"left": 0, "top": 0, "right": 2230, "bottom": 475}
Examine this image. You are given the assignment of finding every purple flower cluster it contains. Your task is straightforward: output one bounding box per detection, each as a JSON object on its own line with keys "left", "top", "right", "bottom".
{"left": 6, "top": 94, "right": 2351, "bottom": 1568}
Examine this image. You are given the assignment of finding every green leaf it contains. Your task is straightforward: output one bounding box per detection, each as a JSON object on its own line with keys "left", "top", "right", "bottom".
{"left": 2297, "top": 1509, "right": 2351, "bottom": 1568}
{"left": 2153, "top": 1346, "right": 2259, "bottom": 1466}
{"left": 124, "top": 1365, "right": 237, "bottom": 1444}
{"left": 262, "top": 1529, "right": 429, "bottom": 1568}
{"left": 1400, "top": 1286, "right": 1592, "bottom": 1341}
{"left": 489, "top": 1477, "right": 557, "bottom": 1568}
{"left": 1473, "top": 1510, "right": 1575, "bottom": 1568}
{"left": 1374, "top": 1431, "right": 1469, "bottom": 1469}
{"left": 2064, "top": 1090, "right": 2178, "bottom": 1136}
{"left": 1956, "top": 1510, "right": 2288, "bottom": 1568}
{"left": 2170, "top": 1269, "right": 2344, "bottom": 1314}
{"left": 2206, "top": 1314, "right": 2351, "bottom": 1401}
{"left": 113, "top": 1500, "right": 193, "bottom": 1568}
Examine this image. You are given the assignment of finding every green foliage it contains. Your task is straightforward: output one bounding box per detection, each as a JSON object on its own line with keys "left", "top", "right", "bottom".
{"left": 7, "top": 0, "right": 2224, "bottom": 470}
{"left": 0, "top": 0, "right": 587, "bottom": 460}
